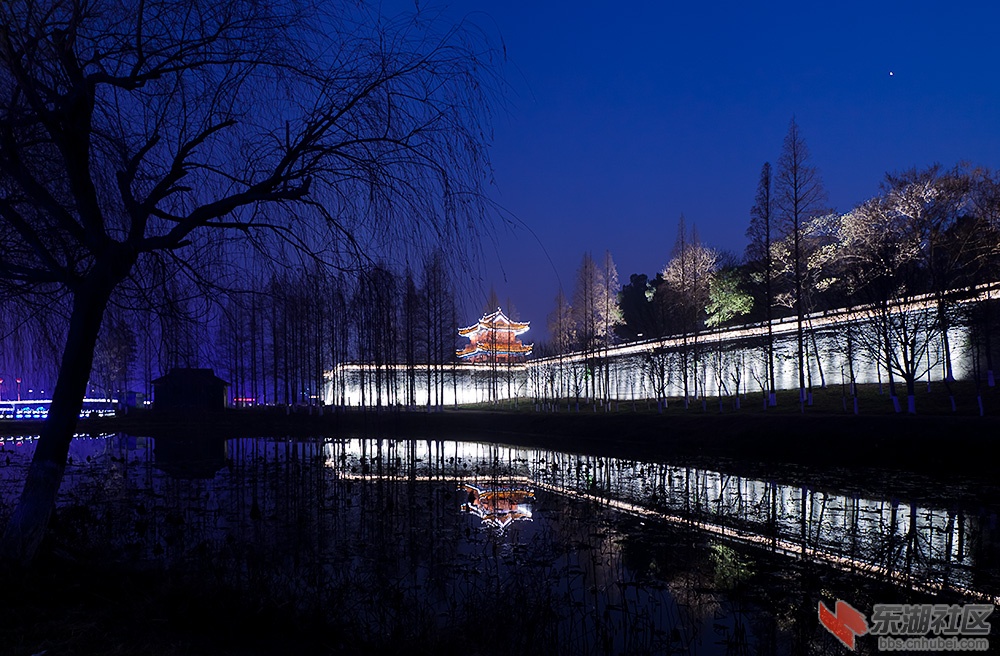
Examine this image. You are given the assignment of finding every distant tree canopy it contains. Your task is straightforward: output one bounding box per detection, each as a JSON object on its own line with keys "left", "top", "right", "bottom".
{"left": 608, "top": 164, "right": 1000, "bottom": 336}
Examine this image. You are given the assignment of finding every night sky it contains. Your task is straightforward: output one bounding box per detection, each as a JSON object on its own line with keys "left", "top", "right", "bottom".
{"left": 385, "top": 1, "right": 1000, "bottom": 341}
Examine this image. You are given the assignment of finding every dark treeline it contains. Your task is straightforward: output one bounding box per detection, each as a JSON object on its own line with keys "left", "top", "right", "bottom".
{"left": 1, "top": 252, "right": 460, "bottom": 409}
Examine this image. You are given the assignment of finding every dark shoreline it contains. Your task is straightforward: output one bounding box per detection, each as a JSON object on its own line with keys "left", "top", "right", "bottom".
{"left": 3, "top": 407, "right": 998, "bottom": 507}
{"left": 4, "top": 406, "right": 992, "bottom": 471}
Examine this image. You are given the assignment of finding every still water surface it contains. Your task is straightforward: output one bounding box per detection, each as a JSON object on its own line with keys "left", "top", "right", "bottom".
{"left": 1, "top": 434, "right": 997, "bottom": 655}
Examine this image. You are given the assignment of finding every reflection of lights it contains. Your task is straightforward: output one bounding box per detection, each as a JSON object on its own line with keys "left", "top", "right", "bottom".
{"left": 528, "top": 477, "right": 1000, "bottom": 605}
{"left": 16, "top": 406, "right": 43, "bottom": 419}
{"left": 321, "top": 439, "right": 997, "bottom": 604}
{"left": 0, "top": 435, "right": 39, "bottom": 444}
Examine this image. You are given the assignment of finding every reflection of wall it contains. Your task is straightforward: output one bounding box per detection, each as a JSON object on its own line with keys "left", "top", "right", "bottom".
{"left": 324, "top": 439, "right": 995, "bottom": 600}
{"left": 5, "top": 430, "right": 994, "bottom": 656}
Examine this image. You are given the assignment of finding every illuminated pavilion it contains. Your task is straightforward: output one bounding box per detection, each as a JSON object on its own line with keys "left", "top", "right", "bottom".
{"left": 456, "top": 307, "right": 532, "bottom": 363}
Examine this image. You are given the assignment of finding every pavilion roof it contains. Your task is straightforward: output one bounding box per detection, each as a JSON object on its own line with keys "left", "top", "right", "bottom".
{"left": 458, "top": 307, "right": 530, "bottom": 336}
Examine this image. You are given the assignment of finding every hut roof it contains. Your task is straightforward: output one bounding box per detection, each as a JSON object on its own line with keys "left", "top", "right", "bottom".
{"left": 151, "top": 368, "right": 230, "bottom": 387}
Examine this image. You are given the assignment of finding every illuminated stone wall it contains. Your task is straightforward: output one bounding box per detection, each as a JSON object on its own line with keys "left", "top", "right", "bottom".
{"left": 326, "top": 363, "right": 528, "bottom": 407}
{"left": 329, "top": 316, "right": 975, "bottom": 406}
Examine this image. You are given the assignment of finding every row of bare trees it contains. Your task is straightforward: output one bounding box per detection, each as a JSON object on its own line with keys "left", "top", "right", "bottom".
{"left": 218, "top": 255, "right": 458, "bottom": 410}
{"left": 1, "top": 253, "right": 462, "bottom": 410}
{"left": 546, "top": 251, "right": 624, "bottom": 407}
{"left": 546, "top": 121, "right": 1000, "bottom": 417}
{"left": 737, "top": 123, "right": 1000, "bottom": 415}
{"left": 833, "top": 166, "right": 1000, "bottom": 414}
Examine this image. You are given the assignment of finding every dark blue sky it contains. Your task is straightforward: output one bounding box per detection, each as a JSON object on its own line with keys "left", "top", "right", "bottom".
{"left": 386, "top": 1, "right": 1000, "bottom": 341}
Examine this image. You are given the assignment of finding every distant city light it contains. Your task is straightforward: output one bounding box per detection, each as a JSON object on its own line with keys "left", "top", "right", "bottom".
{"left": 0, "top": 398, "right": 116, "bottom": 420}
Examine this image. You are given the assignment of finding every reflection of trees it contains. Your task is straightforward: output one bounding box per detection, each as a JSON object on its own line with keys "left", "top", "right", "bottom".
{"left": 23, "top": 435, "right": 997, "bottom": 655}
{"left": 532, "top": 449, "right": 989, "bottom": 601}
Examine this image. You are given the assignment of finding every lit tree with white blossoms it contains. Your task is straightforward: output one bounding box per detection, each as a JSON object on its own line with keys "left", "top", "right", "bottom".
{"left": 662, "top": 218, "right": 717, "bottom": 407}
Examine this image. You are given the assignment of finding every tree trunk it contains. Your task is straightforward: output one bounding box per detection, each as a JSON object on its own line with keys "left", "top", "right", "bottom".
{"left": 766, "top": 269, "right": 776, "bottom": 407}
{"left": 886, "top": 361, "right": 900, "bottom": 413}
{"left": 939, "top": 299, "right": 955, "bottom": 382}
{"left": 2, "top": 276, "right": 115, "bottom": 564}
{"left": 809, "top": 320, "right": 825, "bottom": 388}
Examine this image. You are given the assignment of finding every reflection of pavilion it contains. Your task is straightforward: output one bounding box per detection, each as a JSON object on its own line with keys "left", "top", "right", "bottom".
{"left": 460, "top": 483, "right": 535, "bottom": 530}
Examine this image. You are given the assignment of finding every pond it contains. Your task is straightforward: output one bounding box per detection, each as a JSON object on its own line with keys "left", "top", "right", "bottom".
{"left": 1, "top": 433, "right": 998, "bottom": 655}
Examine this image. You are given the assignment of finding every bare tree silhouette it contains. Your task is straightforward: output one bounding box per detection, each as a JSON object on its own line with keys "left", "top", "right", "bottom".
{"left": 774, "top": 119, "right": 827, "bottom": 409}
{"left": 0, "top": 0, "right": 500, "bottom": 562}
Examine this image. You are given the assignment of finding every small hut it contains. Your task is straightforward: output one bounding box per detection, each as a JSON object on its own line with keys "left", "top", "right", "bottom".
{"left": 151, "top": 368, "right": 230, "bottom": 411}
